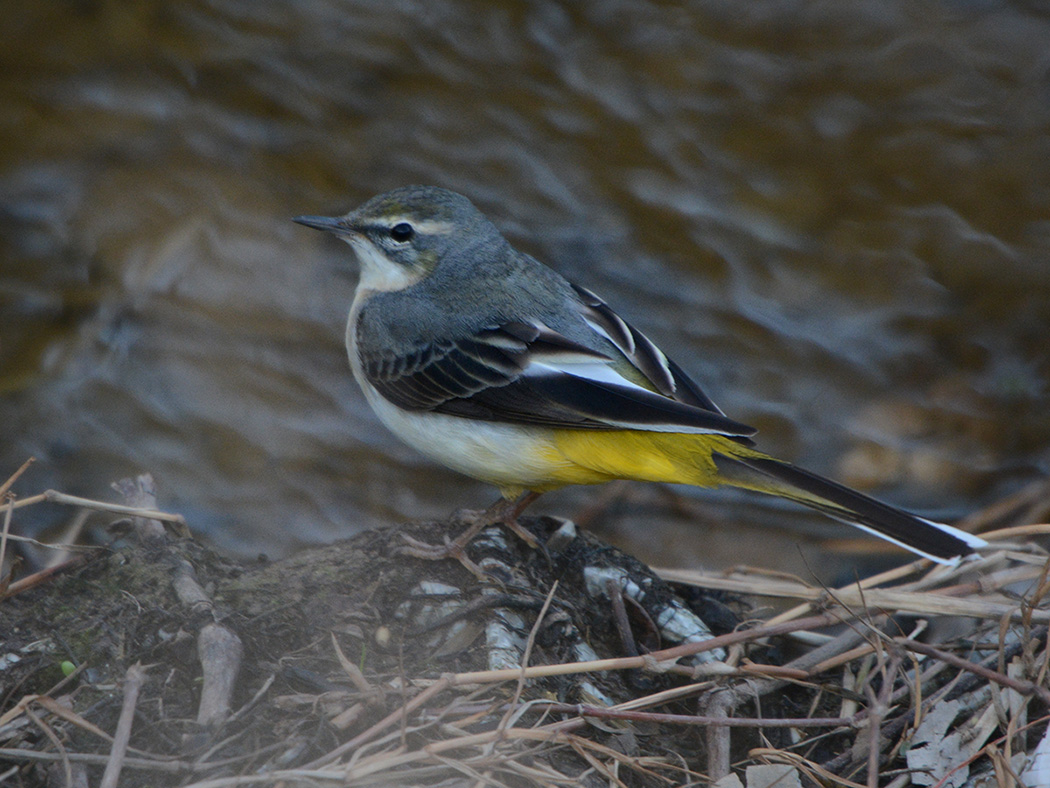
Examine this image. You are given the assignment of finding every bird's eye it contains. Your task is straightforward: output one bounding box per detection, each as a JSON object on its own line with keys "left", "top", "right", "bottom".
{"left": 389, "top": 222, "right": 414, "bottom": 242}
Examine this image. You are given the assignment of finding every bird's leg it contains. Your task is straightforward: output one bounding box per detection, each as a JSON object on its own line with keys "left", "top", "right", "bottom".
{"left": 484, "top": 490, "right": 542, "bottom": 549}
{"left": 398, "top": 491, "right": 543, "bottom": 578}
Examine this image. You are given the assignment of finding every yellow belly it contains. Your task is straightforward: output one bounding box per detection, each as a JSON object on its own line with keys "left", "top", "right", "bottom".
{"left": 527, "top": 429, "right": 758, "bottom": 495}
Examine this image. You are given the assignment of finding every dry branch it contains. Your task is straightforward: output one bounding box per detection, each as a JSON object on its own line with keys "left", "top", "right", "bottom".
{"left": 99, "top": 662, "right": 145, "bottom": 788}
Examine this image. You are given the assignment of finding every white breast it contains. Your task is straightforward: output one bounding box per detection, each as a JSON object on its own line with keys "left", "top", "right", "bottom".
{"left": 344, "top": 298, "right": 559, "bottom": 492}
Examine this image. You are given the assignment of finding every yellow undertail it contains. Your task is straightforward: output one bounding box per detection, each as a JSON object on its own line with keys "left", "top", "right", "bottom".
{"left": 498, "top": 427, "right": 983, "bottom": 564}
{"left": 511, "top": 430, "right": 806, "bottom": 502}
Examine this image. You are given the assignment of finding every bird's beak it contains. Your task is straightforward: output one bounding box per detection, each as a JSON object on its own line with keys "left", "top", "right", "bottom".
{"left": 292, "top": 214, "right": 354, "bottom": 236}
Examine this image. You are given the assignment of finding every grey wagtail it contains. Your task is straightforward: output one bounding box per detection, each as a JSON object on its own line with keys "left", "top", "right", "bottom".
{"left": 294, "top": 185, "right": 986, "bottom": 568}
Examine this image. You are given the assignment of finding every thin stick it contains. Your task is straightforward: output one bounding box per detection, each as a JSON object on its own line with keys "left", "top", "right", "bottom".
{"left": 896, "top": 638, "right": 1050, "bottom": 706}
{"left": 808, "top": 642, "right": 878, "bottom": 677}
{"left": 976, "top": 522, "right": 1050, "bottom": 541}
{"left": 6, "top": 490, "right": 185, "bottom": 525}
{"left": 0, "top": 748, "right": 190, "bottom": 773}
{"left": 479, "top": 581, "right": 560, "bottom": 788}
{"left": 443, "top": 612, "right": 843, "bottom": 687}
{"left": 0, "top": 457, "right": 34, "bottom": 498}
{"left": 752, "top": 747, "right": 869, "bottom": 788}
{"left": 0, "top": 533, "right": 103, "bottom": 551}
{"left": 0, "top": 499, "right": 13, "bottom": 587}
{"left": 0, "top": 554, "right": 93, "bottom": 601}
{"left": 500, "top": 580, "right": 558, "bottom": 726}
{"left": 534, "top": 703, "right": 853, "bottom": 728}
{"left": 99, "top": 662, "right": 146, "bottom": 788}
{"left": 183, "top": 726, "right": 619, "bottom": 788}
{"left": 300, "top": 676, "right": 454, "bottom": 770}
{"left": 659, "top": 566, "right": 1047, "bottom": 622}
{"left": 24, "top": 706, "right": 72, "bottom": 788}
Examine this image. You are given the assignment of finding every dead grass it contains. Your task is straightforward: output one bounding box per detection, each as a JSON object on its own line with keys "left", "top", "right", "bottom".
{"left": 1, "top": 462, "right": 1048, "bottom": 787}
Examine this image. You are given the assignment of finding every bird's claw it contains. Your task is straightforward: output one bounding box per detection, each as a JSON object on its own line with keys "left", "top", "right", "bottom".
{"left": 397, "top": 531, "right": 489, "bottom": 581}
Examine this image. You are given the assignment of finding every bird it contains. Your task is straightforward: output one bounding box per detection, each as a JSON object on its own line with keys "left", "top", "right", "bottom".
{"left": 293, "top": 185, "right": 987, "bottom": 573}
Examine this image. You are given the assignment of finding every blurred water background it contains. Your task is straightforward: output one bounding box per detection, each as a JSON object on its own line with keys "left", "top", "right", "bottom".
{"left": 2, "top": 0, "right": 1048, "bottom": 577}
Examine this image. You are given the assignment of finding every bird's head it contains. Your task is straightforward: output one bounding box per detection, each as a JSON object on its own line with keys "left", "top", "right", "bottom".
{"left": 294, "top": 185, "right": 503, "bottom": 292}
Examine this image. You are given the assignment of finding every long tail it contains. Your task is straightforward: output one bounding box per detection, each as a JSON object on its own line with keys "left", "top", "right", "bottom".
{"left": 710, "top": 449, "right": 988, "bottom": 563}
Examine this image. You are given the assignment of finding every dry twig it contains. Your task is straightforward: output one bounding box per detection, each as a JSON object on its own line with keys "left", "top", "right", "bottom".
{"left": 99, "top": 662, "right": 146, "bottom": 788}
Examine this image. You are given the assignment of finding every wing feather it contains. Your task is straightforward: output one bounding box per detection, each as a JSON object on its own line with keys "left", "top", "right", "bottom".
{"left": 358, "top": 312, "right": 756, "bottom": 438}
{"left": 571, "top": 283, "right": 725, "bottom": 414}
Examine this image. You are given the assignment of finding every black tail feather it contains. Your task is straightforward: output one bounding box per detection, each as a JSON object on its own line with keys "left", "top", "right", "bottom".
{"left": 712, "top": 452, "right": 985, "bottom": 562}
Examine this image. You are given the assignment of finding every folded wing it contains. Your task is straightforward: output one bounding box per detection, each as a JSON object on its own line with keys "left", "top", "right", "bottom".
{"left": 360, "top": 315, "right": 756, "bottom": 438}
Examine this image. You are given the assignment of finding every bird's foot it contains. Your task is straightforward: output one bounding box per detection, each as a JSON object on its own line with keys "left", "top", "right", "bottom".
{"left": 398, "top": 529, "right": 489, "bottom": 581}
{"left": 458, "top": 506, "right": 539, "bottom": 550}
{"left": 395, "top": 493, "right": 542, "bottom": 579}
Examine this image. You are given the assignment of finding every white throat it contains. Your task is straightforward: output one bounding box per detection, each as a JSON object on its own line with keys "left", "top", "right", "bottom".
{"left": 343, "top": 236, "right": 423, "bottom": 293}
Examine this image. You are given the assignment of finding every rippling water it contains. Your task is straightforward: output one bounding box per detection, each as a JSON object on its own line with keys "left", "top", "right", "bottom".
{"left": 2, "top": 0, "right": 1048, "bottom": 574}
